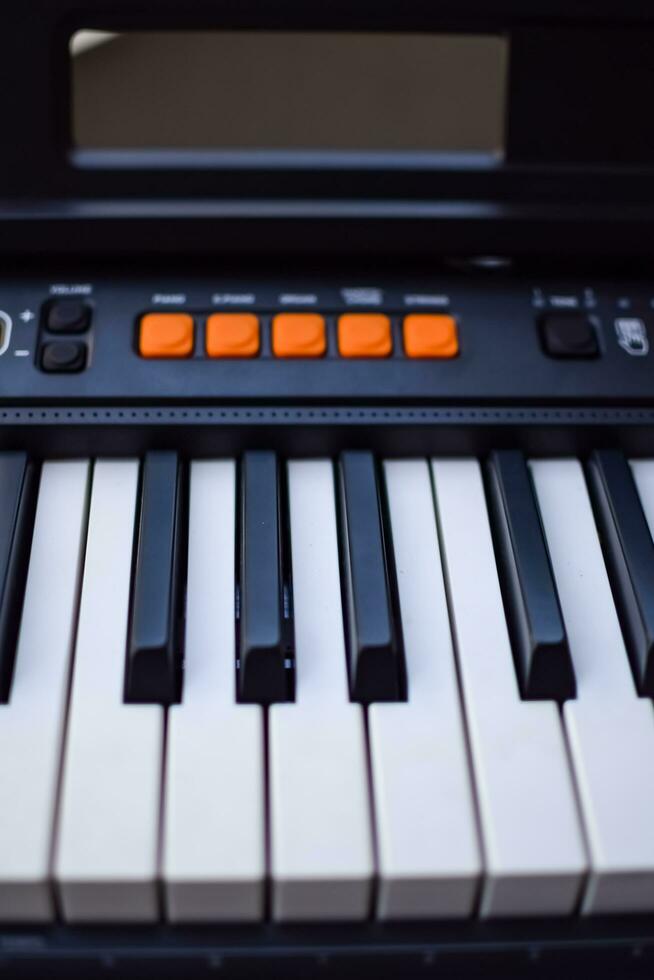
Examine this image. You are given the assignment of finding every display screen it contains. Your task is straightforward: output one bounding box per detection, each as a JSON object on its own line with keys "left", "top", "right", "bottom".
{"left": 71, "top": 31, "right": 507, "bottom": 156}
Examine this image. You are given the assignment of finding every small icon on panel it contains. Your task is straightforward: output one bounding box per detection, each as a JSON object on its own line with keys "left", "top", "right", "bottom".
{"left": 615, "top": 318, "right": 649, "bottom": 356}
{"left": 19, "top": 309, "right": 35, "bottom": 322}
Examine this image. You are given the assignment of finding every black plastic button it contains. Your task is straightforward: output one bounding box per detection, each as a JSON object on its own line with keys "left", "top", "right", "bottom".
{"left": 540, "top": 313, "right": 599, "bottom": 358}
{"left": 41, "top": 341, "right": 86, "bottom": 373}
{"left": 45, "top": 300, "right": 91, "bottom": 334}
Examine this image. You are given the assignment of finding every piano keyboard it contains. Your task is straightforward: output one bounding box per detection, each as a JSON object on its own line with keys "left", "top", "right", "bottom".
{"left": 1, "top": 448, "right": 654, "bottom": 924}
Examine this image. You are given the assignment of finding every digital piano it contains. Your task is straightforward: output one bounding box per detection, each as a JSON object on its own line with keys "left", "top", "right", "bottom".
{"left": 2, "top": 1, "right": 654, "bottom": 977}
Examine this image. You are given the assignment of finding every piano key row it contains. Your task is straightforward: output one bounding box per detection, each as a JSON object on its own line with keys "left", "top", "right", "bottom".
{"left": 123, "top": 449, "right": 404, "bottom": 708}
{"left": 0, "top": 451, "right": 653, "bottom": 923}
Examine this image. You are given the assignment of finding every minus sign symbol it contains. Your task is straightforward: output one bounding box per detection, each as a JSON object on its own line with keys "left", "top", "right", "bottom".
{"left": 14, "top": 350, "right": 30, "bottom": 357}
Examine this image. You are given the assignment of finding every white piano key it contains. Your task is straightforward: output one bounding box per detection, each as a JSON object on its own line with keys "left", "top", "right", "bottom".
{"left": 269, "top": 460, "right": 374, "bottom": 921}
{"left": 532, "top": 458, "right": 654, "bottom": 914}
{"left": 163, "top": 460, "right": 265, "bottom": 922}
{"left": 431, "top": 459, "right": 586, "bottom": 917}
{"left": 0, "top": 462, "right": 89, "bottom": 921}
{"left": 54, "top": 460, "right": 163, "bottom": 922}
{"left": 368, "top": 460, "right": 480, "bottom": 919}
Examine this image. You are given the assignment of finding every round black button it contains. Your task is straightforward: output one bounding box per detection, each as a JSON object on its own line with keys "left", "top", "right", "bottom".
{"left": 540, "top": 314, "right": 599, "bottom": 358}
{"left": 556, "top": 319, "right": 592, "bottom": 350}
{"left": 45, "top": 300, "right": 91, "bottom": 334}
{"left": 41, "top": 341, "right": 86, "bottom": 373}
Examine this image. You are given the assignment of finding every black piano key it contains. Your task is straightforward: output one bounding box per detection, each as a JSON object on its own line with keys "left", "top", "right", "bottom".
{"left": 338, "top": 451, "right": 404, "bottom": 703}
{"left": 587, "top": 449, "right": 654, "bottom": 696}
{"left": 487, "top": 450, "right": 575, "bottom": 701}
{"left": 125, "top": 452, "right": 184, "bottom": 705}
{"left": 0, "top": 454, "right": 37, "bottom": 702}
{"left": 238, "top": 451, "right": 288, "bottom": 703}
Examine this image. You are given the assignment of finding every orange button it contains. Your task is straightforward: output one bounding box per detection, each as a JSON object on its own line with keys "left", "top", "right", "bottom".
{"left": 206, "top": 313, "right": 260, "bottom": 358}
{"left": 403, "top": 314, "right": 459, "bottom": 358}
{"left": 139, "top": 313, "right": 194, "bottom": 358}
{"left": 337, "top": 314, "right": 392, "bottom": 358}
{"left": 272, "top": 313, "right": 326, "bottom": 358}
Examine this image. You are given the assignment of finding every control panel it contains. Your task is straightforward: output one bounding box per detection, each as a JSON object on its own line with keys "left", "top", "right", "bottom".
{"left": 0, "top": 274, "right": 652, "bottom": 404}
{"left": 134, "top": 311, "right": 459, "bottom": 362}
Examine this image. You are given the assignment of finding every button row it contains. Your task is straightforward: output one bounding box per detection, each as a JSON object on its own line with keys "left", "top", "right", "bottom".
{"left": 39, "top": 300, "right": 94, "bottom": 373}
{"left": 138, "top": 312, "right": 460, "bottom": 360}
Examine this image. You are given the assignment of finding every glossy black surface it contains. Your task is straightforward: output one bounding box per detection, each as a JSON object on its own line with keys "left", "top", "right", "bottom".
{"left": 587, "top": 450, "right": 654, "bottom": 696}
{"left": 238, "top": 451, "right": 289, "bottom": 703}
{"left": 44, "top": 300, "right": 92, "bottom": 334}
{"left": 539, "top": 313, "right": 599, "bottom": 358}
{"left": 40, "top": 342, "right": 87, "bottom": 373}
{"left": 338, "top": 451, "right": 404, "bottom": 703}
{"left": 1, "top": 273, "right": 654, "bottom": 405}
{"left": 2, "top": 3, "right": 654, "bottom": 258}
{"left": 125, "top": 451, "right": 184, "bottom": 704}
{"left": 0, "top": 453, "right": 37, "bottom": 702}
{"left": 487, "top": 450, "right": 574, "bottom": 701}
